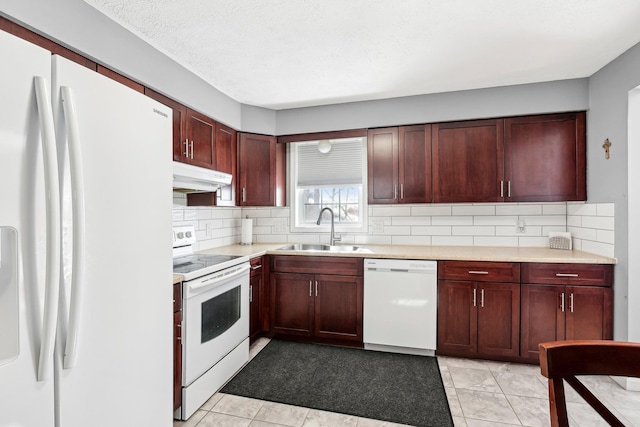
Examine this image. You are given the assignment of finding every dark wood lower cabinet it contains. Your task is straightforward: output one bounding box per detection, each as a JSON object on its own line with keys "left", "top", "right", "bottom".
{"left": 271, "top": 272, "right": 314, "bottom": 337}
{"left": 173, "top": 283, "right": 182, "bottom": 412}
{"left": 437, "top": 280, "right": 519, "bottom": 359}
{"left": 271, "top": 272, "right": 363, "bottom": 342}
{"left": 314, "top": 274, "right": 363, "bottom": 341}
{"left": 520, "top": 284, "right": 613, "bottom": 362}
{"left": 270, "top": 256, "right": 363, "bottom": 345}
{"left": 249, "top": 257, "right": 265, "bottom": 343}
{"left": 519, "top": 263, "right": 613, "bottom": 363}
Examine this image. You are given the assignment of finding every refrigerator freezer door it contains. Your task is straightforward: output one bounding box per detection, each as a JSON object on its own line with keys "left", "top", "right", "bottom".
{"left": 51, "top": 55, "right": 173, "bottom": 427}
{"left": 0, "top": 30, "right": 56, "bottom": 427}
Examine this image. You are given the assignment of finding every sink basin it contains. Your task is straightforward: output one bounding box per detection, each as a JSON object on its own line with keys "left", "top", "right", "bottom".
{"left": 277, "top": 243, "right": 360, "bottom": 253}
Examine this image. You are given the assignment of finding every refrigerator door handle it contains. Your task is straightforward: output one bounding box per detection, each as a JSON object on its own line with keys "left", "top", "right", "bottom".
{"left": 34, "top": 76, "right": 62, "bottom": 382}
{"left": 60, "top": 86, "right": 86, "bottom": 370}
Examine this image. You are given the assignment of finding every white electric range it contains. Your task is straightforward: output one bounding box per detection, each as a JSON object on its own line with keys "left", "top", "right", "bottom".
{"left": 172, "top": 225, "right": 250, "bottom": 420}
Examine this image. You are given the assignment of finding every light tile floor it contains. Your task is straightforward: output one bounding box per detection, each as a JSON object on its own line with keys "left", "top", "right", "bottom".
{"left": 174, "top": 338, "right": 640, "bottom": 426}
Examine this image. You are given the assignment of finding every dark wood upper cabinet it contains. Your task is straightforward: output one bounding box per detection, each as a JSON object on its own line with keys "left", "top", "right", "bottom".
{"left": 504, "top": 112, "right": 586, "bottom": 202}
{"left": 432, "top": 119, "right": 504, "bottom": 203}
{"left": 368, "top": 125, "right": 432, "bottom": 204}
{"left": 184, "top": 109, "right": 216, "bottom": 169}
{"left": 214, "top": 122, "right": 237, "bottom": 206}
{"left": 368, "top": 127, "right": 398, "bottom": 204}
{"left": 237, "top": 133, "right": 285, "bottom": 207}
{"left": 215, "top": 123, "right": 237, "bottom": 175}
{"left": 399, "top": 125, "right": 432, "bottom": 203}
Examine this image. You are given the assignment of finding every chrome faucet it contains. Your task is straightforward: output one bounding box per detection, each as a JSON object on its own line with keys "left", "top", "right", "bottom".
{"left": 316, "top": 207, "right": 341, "bottom": 246}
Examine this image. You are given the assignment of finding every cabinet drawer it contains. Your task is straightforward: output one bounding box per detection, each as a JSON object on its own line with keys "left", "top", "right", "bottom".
{"left": 438, "top": 261, "right": 520, "bottom": 283}
{"left": 271, "top": 255, "right": 363, "bottom": 276}
{"left": 250, "top": 256, "right": 264, "bottom": 277}
{"left": 521, "top": 263, "right": 613, "bottom": 286}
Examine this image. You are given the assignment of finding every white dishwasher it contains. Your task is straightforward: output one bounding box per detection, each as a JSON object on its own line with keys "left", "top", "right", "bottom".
{"left": 363, "top": 258, "right": 437, "bottom": 356}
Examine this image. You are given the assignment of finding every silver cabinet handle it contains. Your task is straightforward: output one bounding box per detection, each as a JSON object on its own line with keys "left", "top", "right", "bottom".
{"left": 556, "top": 273, "right": 579, "bottom": 277}
{"left": 242, "top": 187, "right": 247, "bottom": 202}
{"left": 500, "top": 181, "right": 504, "bottom": 198}
{"left": 480, "top": 289, "right": 485, "bottom": 308}
{"left": 315, "top": 281, "right": 318, "bottom": 297}
{"left": 473, "top": 288, "right": 477, "bottom": 307}
{"left": 560, "top": 292, "right": 565, "bottom": 312}
{"left": 400, "top": 184, "right": 404, "bottom": 200}
{"left": 190, "top": 140, "right": 194, "bottom": 159}
{"left": 468, "top": 271, "right": 489, "bottom": 275}
{"left": 394, "top": 184, "right": 398, "bottom": 200}
{"left": 569, "top": 293, "right": 574, "bottom": 313}
{"left": 249, "top": 285, "right": 253, "bottom": 303}
{"left": 507, "top": 181, "right": 511, "bottom": 198}
{"left": 309, "top": 280, "right": 312, "bottom": 297}
{"left": 251, "top": 264, "right": 262, "bottom": 270}
{"left": 183, "top": 138, "right": 189, "bottom": 157}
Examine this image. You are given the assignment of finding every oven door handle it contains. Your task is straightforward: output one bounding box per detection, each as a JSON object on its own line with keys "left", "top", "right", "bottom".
{"left": 188, "top": 263, "right": 250, "bottom": 293}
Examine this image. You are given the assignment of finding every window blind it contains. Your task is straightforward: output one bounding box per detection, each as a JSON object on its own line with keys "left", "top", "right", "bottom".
{"left": 296, "top": 139, "right": 364, "bottom": 187}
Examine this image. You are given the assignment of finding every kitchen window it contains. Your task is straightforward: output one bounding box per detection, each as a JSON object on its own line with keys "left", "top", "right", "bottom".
{"left": 290, "top": 137, "right": 367, "bottom": 232}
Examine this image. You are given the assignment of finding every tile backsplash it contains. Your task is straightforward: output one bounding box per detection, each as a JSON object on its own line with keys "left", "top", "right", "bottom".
{"left": 173, "top": 193, "right": 615, "bottom": 258}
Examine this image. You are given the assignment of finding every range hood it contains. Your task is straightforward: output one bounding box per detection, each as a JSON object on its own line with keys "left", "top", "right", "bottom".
{"left": 172, "top": 161, "right": 232, "bottom": 193}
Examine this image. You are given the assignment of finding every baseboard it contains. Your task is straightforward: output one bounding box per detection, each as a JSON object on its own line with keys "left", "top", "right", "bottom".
{"left": 611, "top": 376, "right": 640, "bottom": 391}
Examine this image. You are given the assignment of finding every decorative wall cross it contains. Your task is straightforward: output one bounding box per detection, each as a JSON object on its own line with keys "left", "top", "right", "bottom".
{"left": 603, "top": 139, "right": 612, "bottom": 159}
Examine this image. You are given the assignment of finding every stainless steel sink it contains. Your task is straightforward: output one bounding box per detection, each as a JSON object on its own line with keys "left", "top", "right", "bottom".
{"left": 277, "top": 243, "right": 360, "bottom": 252}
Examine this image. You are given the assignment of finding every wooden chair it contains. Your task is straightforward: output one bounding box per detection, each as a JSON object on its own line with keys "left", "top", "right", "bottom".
{"left": 539, "top": 340, "right": 640, "bottom": 427}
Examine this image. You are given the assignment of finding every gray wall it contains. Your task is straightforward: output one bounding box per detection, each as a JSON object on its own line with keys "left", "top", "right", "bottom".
{"left": 588, "top": 41, "right": 640, "bottom": 341}
{"left": 275, "top": 79, "right": 589, "bottom": 134}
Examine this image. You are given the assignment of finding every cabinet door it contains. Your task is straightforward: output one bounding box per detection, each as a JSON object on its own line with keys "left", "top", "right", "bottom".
{"left": 249, "top": 271, "right": 262, "bottom": 343}
{"left": 399, "top": 124, "right": 432, "bottom": 203}
{"left": 565, "top": 286, "right": 613, "bottom": 341}
{"left": 215, "top": 122, "right": 237, "bottom": 206}
{"left": 367, "top": 127, "right": 399, "bottom": 204}
{"left": 520, "top": 284, "right": 564, "bottom": 361}
{"left": 238, "top": 133, "right": 277, "bottom": 206}
{"left": 432, "top": 119, "right": 504, "bottom": 203}
{"left": 314, "top": 275, "right": 363, "bottom": 342}
{"left": 437, "top": 280, "right": 477, "bottom": 355}
{"left": 173, "top": 310, "right": 182, "bottom": 411}
{"left": 476, "top": 282, "right": 520, "bottom": 358}
{"left": 185, "top": 109, "right": 216, "bottom": 169}
{"left": 271, "top": 273, "right": 314, "bottom": 336}
{"left": 504, "top": 112, "right": 586, "bottom": 202}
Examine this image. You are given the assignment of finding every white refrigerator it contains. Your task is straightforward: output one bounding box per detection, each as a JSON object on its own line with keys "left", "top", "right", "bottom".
{"left": 0, "top": 30, "right": 173, "bottom": 427}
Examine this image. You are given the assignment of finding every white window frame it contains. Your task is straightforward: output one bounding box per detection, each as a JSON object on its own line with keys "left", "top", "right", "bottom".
{"left": 288, "top": 137, "right": 368, "bottom": 234}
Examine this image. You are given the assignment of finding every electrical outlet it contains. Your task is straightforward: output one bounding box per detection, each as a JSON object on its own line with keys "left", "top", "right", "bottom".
{"left": 516, "top": 219, "right": 525, "bottom": 233}
{"left": 372, "top": 220, "right": 384, "bottom": 233}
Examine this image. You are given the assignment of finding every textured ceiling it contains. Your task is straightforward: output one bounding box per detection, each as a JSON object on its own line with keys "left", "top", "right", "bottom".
{"left": 83, "top": 0, "right": 640, "bottom": 110}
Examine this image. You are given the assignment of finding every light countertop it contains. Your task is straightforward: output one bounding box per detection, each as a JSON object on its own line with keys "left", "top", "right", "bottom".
{"left": 196, "top": 243, "right": 617, "bottom": 264}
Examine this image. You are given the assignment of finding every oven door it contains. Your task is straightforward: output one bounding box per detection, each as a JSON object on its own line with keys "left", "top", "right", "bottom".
{"left": 182, "top": 262, "right": 250, "bottom": 386}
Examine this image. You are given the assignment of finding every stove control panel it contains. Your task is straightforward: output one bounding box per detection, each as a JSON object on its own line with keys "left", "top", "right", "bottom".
{"left": 173, "top": 225, "right": 196, "bottom": 248}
